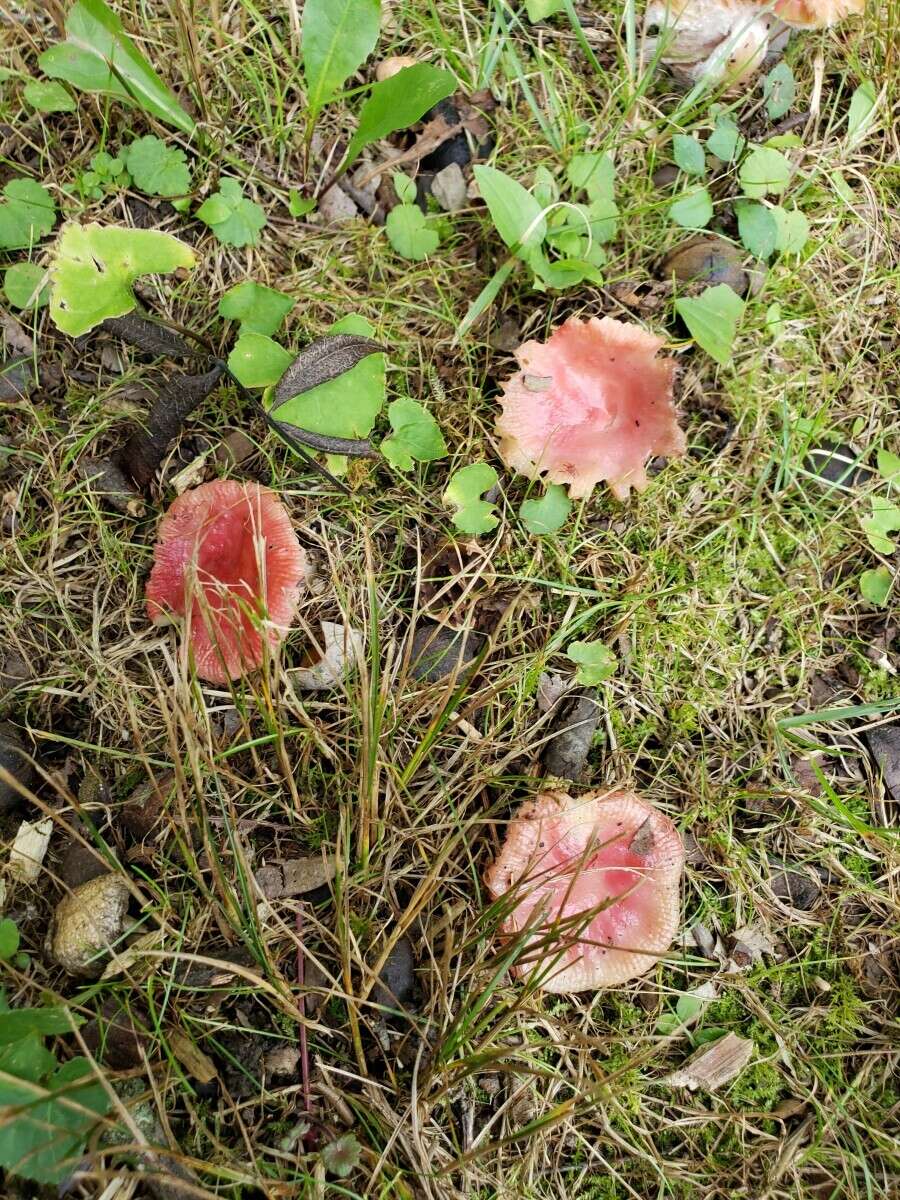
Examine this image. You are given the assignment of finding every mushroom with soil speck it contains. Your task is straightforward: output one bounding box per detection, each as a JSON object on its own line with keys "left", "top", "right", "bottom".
{"left": 495, "top": 316, "right": 684, "bottom": 500}
{"left": 146, "top": 480, "right": 308, "bottom": 684}
{"left": 484, "top": 789, "right": 684, "bottom": 992}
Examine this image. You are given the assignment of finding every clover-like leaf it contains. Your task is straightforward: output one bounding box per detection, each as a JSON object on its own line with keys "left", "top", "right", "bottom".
{"left": 23, "top": 80, "right": 75, "bottom": 113}
{"left": 385, "top": 205, "right": 440, "bottom": 261}
{"left": 739, "top": 146, "right": 791, "bottom": 199}
{"left": 0, "top": 179, "right": 57, "bottom": 251}
{"left": 3, "top": 263, "right": 50, "bottom": 310}
{"left": 736, "top": 200, "right": 778, "bottom": 259}
{"left": 380, "top": 398, "right": 447, "bottom": 471}
{"left": 763, "top": 62, "right": 795, "bottom": 121}
{"left": 675, "top": 284, "right": 745, "bottom": 367}
{"left": 859, "top": 566, "right": 892, "bottom": 607}
{"left": 48, "top": 222, "right": 195, "bottom": 336}
{"left": 124, "top": 135, "right": 191, "bottom": 197}
{"left": 320, "top": 1132, "right": 362, "bottom": 1179}
{"left": 862, "top": 497, "right": 900, "bottom": 554}
{"left": 566, "top": 152, "right": 615, "bottom": 203}
{"left": 393, "top": 173, "right": 417, "bottom": 205}
{"left": 668, "top": 186, "right": 713, "bottom": 229}
{"left": 706, "top": 114, "right": 744, "bottom": 162}
{"left": 566, "top": 639, "right": 617, "bottom": 686}
{"left": 227, "top": 331, "right": 293, "bottom": 389}
{"left": 519, "top": 483, "right": 571, "bottom": 535}
{"left": 443, "top": 463, "right": 499, "bottom": 535}
{"left": 672, "top": 134, "right": 706, "bottom": 177}
{"left": 196, "top": 178, "right": 266, "bottom": 247}
{"left": 218, "top": 280, "right": 293, "bottom": 335}
{"left": 876, "top": 449, "right": 900, "bottom": 484}
{"left": 771, "top": 205, "right": 809, "bottom": 254}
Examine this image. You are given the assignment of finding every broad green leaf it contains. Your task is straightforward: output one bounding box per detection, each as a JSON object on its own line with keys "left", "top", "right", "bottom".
{"left": 393, "top": 173, "right": 417, "bottom": 205}
{"left": 473, "top": 164, "right": 547, "bottom": 252}
{"left": 668, "top": 186, "right": 713, "bottom": 229}
{"left": 847, "top": 79, "right": 877, "bottom": 141}
{"left": 288, "top": 190, "right": 316, "bottom": 218}
{"left": 0, "top": 1050, "right": 107, "bottom": 1184}
{"left": 302, "top": 0, "right": 381, "bottom": 117}
{"left": 345, "top": 65, "right": 457, "bottom": 170}
{"left": 23, "top": 80, "right": 75, "bottom": 113}
{"left": 525, "top": 0, "right": 565, "bottom": 18}
{"left": 385, "top": 205, "right": 440, "bottom": 261}
{"left": 196, "top": 178, "right": 266, "bottom": 248}
{"left": 519, "top": 484, "right": 571, "bottom": 534}
{"left": 584, "top": 195, "right": 619, "bottom": 244}
{"left": 672, "top": 134, "right": 705, "bottom": 177}
{"left": 771, "top": 205, "right": 809, "bottom": 254}
{"left": 528, "top": 247, "right": 604, "bottom": 290}
{"left": 764, "top": 133, "right": 802, "bottom": 150}
{"left": 270, "top": 315, "right": 386, "bottom": 443}
{"left": 566, "top": 639, "right": 617, "bottom": 686}
{"left": 860, "top": 566, "right": 892, "bottom": 607}
{"left": 706, "top": 114, "right": 744, "bottom": 162}
{"left": 739, "top": 146, "right": 791, "bottom": 198}
{"left": 876, "top": 449, "right": 900, "bottom": 483}
{"left": 218, "top": 281, "right": 293, "bottom": 335}
{"left": 0, "top": 919, "right": 19, "bottom": 960}
{"left": 675, "top": 284, "right": 745, "bottom": 366}
{"left": 227, "top": 332, "right": 293, "bottom": 389}
{"left": 124, "top": 135, "right": 190, "bottom": 197}
{"left": 49, "top": 222, "right": 195, "bottom": 337}
{"left": 38, "top": 0, "right": 194, "bottom": 134}
{"left": 532, "top": 165, "right": 559, "bottom": 208}
{"left": 736, "top": 200, "right": 778, "bottom": 259}
{"left": 0, "top": 1008, "right": 79, "bottom": 1045}
{"left": 443, "top": 463, "right": 499, "bottom": 535}
{"left": 763, "top": 62, "right": 795, "bottom": 120}
{"left": 862, "top": 497, "right": 900, "bottom": 554}
{"left": 380, "top": 398, "right": 447, "bottom": 471}
{"left": 3, "top": 263, "right": 49, "bottom": 310}
{"left": 0, "top": 179, "right": 56, "bottom": 251}
{"left": 566, "top": 152, "right": 615, "bottom": 202}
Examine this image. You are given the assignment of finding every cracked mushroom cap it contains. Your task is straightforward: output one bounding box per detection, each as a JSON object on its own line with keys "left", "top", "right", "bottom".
{"left": 146, "top": 480, "right": 307, "bottom": 684}
{"left": 495, "top": 316, "right": 683, "bottom": 500}
{"left": 484, "top": 789, "right": 684, "bottom": 993}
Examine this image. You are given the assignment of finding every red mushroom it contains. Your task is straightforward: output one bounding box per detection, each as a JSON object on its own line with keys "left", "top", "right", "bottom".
{"left": 495, "top": 316, "right": 684, "bottom": 500}
{"left": 484, "top": 789, "right": 684, "bottom": 992}
{"left": 146, "top": 480, "right": 307, "bottom": 684}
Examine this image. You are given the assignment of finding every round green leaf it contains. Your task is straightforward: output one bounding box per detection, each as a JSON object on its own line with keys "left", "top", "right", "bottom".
{"left": 23, "top": 80, "right": 75, "bottom": 113}
{"left": 227, "top": 332, "right": 293, "bottom": 389}
{"left": 519, "top": 483, "right": 571, "bottom": 534}
{"left": 672, "top": 134, "right": 706, "bottom": 177}
{"left": 385, "top": 205, "right": 440, "bottom": 261}
{"left": 739, "top": 147, "right": 791, "bottom": 198}
{"left": 668, "top": 186, "right": 713, "bottom": 229}
{"left": 3, "top": 262, "right": 50, "bottom": 310}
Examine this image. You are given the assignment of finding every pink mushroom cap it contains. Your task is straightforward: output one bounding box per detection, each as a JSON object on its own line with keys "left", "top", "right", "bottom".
{"left": 484, "top": 789, "right": 684, "bottom": 993}
{"left": 495, "top": 316, "right": 685, "bottom": 500}
{"left": 146, "top": 480, "right": 307, "bottom": 684}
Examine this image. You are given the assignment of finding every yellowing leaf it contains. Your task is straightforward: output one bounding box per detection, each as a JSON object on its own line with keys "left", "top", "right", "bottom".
{"left": 49, "top": 222, "right": 195, "bottom": 336}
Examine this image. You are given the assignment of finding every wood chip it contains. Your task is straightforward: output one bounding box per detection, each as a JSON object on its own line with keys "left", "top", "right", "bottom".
{"left": 665, "top": 1032, "right": 754, "bottom": 1091}
{"left": 168, "top": 1029, "right": 217, "bottom": 1083}
{"left": 9, "top": 816, "right": 53, "bottom": 881}
{"left": 256, "top": 855, "right": 337, "bottom": 899}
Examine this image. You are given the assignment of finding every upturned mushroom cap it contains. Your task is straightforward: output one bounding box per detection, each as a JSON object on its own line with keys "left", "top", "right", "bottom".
{"left": 146, "top": 480, "right": 307, "bottom": 684}
{"left": 643, "top": 0, "right": 774, "bottom": 87}
{"left": 495, "top": 316, "right": 684, "bottom": 500}
{"left": 484, "top": 789, "right": 684, "bottom": 993}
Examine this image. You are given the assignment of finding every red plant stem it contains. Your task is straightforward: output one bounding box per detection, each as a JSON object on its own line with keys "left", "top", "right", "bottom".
{"left": 296, "top": 907, "right": 313, "bottom": 1138}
